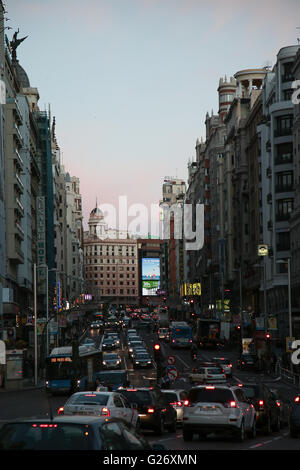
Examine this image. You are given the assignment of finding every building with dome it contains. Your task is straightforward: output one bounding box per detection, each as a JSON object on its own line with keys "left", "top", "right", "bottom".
{"left": 83, "top": 204, "right": 139, "bottom": 305}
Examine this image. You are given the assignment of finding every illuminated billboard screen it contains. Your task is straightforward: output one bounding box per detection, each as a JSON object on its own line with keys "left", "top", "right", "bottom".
{"left": 142, "top": 258, "right": 160, "bottom": 296}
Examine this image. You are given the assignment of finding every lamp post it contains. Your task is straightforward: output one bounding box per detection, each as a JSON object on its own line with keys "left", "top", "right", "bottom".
{"left": 233, "top": 267, "right": 243, "bottom": 340}
{"left": 276, "top": 258, "right": 292, "bottom": 338}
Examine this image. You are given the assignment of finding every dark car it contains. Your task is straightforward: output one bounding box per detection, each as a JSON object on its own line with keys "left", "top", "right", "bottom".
{"left": 118, "top": 387, "right": 177, "bottom": 435}
{"left": 269, "top": 388, "right": 290, "bottom": 428}
{"left": 289, "top": 404, "right": 300, "bottom": 437}
{"left": 0, "top": 416, "right": 165, "bottom": 450}
{"left": 102, "top": 337, "right": 118, "bottom": 350}
{"left": 241, "top": 383, "right": 281, "bottom": 433}
{"left": 236, "top": 354, "right": 257, "bottom": 371}
{"left": 133, "top": 352, "right": 153, "bottom": 369}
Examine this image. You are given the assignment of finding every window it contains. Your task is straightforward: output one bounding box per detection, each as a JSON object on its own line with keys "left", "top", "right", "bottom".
{"left": 275, "top": 171, "right": 293, "bottom": 192}
{"left": 276, "top": 232, "right": 290, "bottom": 251}
{"left": 276, "top": 142, "right": 293, "bottom": 164}
{"left": 100, "top": 422, "right": 127, "bottom": 450}
{"left": 113, "top": 395, "right": 124, "bottom": 408}
{"left": 276, "top": 198, "right": 294, "bottom": 220}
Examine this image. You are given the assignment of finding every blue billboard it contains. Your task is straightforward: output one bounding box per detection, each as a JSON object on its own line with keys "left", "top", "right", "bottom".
{"left": 142, "top": 258, "right": 160, "bottom": 296}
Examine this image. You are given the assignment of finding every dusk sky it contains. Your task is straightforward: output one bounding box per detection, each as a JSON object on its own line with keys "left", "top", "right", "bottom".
{"left": 8, "top": 0, "right": 300, "bottom": 232}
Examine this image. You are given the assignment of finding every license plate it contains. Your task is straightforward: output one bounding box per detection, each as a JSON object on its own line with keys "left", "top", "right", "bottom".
{"left": 198, "top": 405, "right": 218, "bottom": 412}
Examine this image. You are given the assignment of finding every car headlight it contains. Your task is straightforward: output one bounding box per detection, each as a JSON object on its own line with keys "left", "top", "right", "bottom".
{"left": 135, "top": 361, "right": 140, "bottom": 364}
{"left": 147, "top": 361, "right": 151, "bottom": 364}
{"left": 103, "top": 361, "right": 106, "bottom": 365}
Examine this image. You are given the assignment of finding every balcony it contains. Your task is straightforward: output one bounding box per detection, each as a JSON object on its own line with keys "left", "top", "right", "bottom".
{"left": 14, "top": 172, "right": 24, "bottom": 192}
{"left": 275, "top": 184, "right": 294, "bottom": 193}
{"left": 282, "top": 73, "right": 294, "bottom": 83}
{"left": 15, "top": 197, "right": 24, "bottom": 216}
{"left": 13, "top": 123, "right": 24, "bottom": 148}
{"left": 276, "top": 213, "right": 291, "bottom": 222}
{"left": 14, "top": 148, "right": 24, "bottom": 169}
{"left": 15, "top": 221, "right": 24, "bottom": 240}
{"left": 274, "top": 128, "right": 292, "bottom": 137}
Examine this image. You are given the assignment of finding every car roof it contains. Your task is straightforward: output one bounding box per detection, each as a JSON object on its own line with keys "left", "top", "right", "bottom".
{"left": 5, "top": 416, "right": 109, "bottom": 426}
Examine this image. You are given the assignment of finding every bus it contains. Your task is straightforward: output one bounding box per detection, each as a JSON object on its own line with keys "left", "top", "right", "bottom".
{"left": 45, "top": 345, "right": 102, "bottom": 395}
{"left": 170, "top": 321, "right": 193, "bottom": 348}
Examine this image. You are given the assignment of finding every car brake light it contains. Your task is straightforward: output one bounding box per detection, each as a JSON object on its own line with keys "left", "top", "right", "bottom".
{"left": 147, "top": 407, "right": 155, "bottom": 413}
{"left": 101, "top": 407, "right": 110, "bottom": 416}
{"left": 258, "top": 400, "right": 264, "bottom": 409}
{"left": 205, "top": 386, "right": 215, "bottom": 390}
{"left": 183, "top": 400, "right": 190, "bottom": 407}
{"left": 276, "top": 401, "right": 281, "bottom": 407}
{"left": 224, "top": 401, "right": 237, "bottom": 408}
{"left": 58, "top": 407, "right": 64, "bottom": 415}
{"left": 295, "top": 396, "right": 300, "bottom": 403}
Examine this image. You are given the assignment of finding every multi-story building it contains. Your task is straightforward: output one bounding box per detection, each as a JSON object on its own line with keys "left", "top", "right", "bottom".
{"left": 258, "top": 46, "right": 300, "bottom": 339}
{"left": 83, "top": 204, "right": 139, "bottom": 305}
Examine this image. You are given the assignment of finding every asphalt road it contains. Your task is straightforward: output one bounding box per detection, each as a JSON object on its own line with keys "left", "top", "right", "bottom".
{"left": 0, "top": 321, "right": 299, "bottom": 451}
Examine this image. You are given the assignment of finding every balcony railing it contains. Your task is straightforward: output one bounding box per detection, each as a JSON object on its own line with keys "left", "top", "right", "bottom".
{"left": 276, "top": 213, "right": 291, "bottom": 221}
{"left": 274, "top": 128, "right": 292, "bottom": 137}
{"left": 275, "top": 184, "right": 294, "bottom": 193}
{"left": 282, "top": 73, "right": 294, "bottom": 83}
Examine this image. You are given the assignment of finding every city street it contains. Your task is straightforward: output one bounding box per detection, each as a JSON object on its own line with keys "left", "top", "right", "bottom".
{"left": 1, "top": 321, "right": 299, "bottom": 451}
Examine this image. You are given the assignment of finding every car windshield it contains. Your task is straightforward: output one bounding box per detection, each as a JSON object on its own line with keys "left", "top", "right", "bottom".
{"left": 207, "top": 368, "right": 223, "bottom": 374}
{"left": 104, "top": 354, "right": 118, "bottom": 360}
{"left": 189, "top": 388, "right": 234, "bottom": 404}
{"left": 95, "top": 373, "right": 126, "bottom": 385}
{"left": 215, "top": 359, "right": 231, "bottom": 364}
{"left": 162, "top": 392, "right": 178, "bottom": 402}
{"left": 103, "top": 338, "right": 115, "bottom": 343}
{"left": 119, "top": 390, "right": 153, "bottom": 405}
{"left": 0, "top": 423, "right": 94, "bottom": 450}
{"left": 135, "top": 354, "right": 150, "bottom": 359}
{"left": 67, "top": 393, "right": 109, "bottom": 406}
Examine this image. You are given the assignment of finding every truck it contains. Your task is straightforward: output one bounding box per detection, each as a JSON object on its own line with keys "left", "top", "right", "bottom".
{"left": 195, "top": 319, "right": 222, "bottom": 349}
{"left": 157, "top": 307, "right": 169, "bottom": 328}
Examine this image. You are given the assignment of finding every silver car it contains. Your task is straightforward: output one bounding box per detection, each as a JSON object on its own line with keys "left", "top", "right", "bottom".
{"left": 161, "top": 389, "right": 189, "bottom": 424}
{"left": 102, "top": 352, "right": 122, "bottom": 369}
{"left": 182, "top": 385, "right": 256, "bottom": 442}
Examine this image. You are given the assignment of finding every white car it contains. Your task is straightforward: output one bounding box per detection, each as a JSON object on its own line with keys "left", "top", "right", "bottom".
{"left": 213, "top": 357, "right": 233, "bottom": 377}
{"left": 189, "top": 364, "right": 226, "bottom": 384}
{"left": 182, "top": 385, "right": 256, "bottom": 442}
{"left": 102, "top": 352, "right": 122, "bottom": 369}
{"left": 161, "top": 389, "right": 189, "bottom": 424}
{"left": 58, "top": 391, "right": 139, "bottom": 428}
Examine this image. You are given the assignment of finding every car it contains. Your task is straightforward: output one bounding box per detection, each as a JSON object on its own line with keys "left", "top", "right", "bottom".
{"left": 131, "top": 347, "right": 148, "bottom": 358}
{"left": 57, "top": 391, "right": 139, "bottom": 428}
{"left": 127, "top": 329, "right": 137, "bottom": 338}
{"left": 128, "top": 340, "right": 145, "bottom": 357}
{"left": 269, "top": 388, "right": 290, "bottom": 428}
{"left": 106, "top": 332, "right": 120, "bottom": 346}
{"left": 93, "top": 370, "right": 129, "bottom": 391}
{"left": 90, "top": 321, "right": 102, "bottom": 330}
{"left": 236, "top": 353, "right": 258, "bottom": 371}
{"left": 161, "top": 389, "right": 189, "bottom": 424}
{"left": 102, "top": 352, "right": 122, "bottom": 369}
{"left": 240, "top": 383, "right": 282, "bottom": 433}
{"left": 158, "top": 327, "right": 170, "bottom": 341}
{"left": 188, "top": 363, "right": 226, "bottom": 384}
{"left": 212, "top": 357, "right": 233, "bottom": 378}
{"left": 102, "top": 337, "right": 118, "bottom": 350}
{"left": 118, "top": 387, "right": 177, "bottom": 435}
{"left": 0, "top": 416, "right": 165, "bottom": 450}
{"left": 289, "top": 403, "right": 300, "bottom": 437}
{"left": 182, "top": 385, "right": 257, "bottom": 442}
{"left": 127, "top": 335, "right": 142, "bottom": 344}
{"left": 133, "top": 352, "right": 153, "bottom": 368}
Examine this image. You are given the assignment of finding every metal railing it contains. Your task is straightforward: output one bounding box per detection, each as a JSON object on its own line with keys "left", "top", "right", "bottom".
{"left": 277, "top": 364, "right": 300, "bottom": 387}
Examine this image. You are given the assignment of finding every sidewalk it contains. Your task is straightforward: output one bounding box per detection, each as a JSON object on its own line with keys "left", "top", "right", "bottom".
{"left": 0, "top": 377, "right": 45, "bottom": 393}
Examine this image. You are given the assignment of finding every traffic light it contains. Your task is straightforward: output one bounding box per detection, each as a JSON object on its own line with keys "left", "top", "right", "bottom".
{"left": 153, "top": 343, "right": 161, "bottom": 363}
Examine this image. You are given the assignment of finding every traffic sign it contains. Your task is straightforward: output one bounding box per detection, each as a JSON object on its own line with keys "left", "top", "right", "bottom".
{"left": 167, "top": 367, "right": 179, "bottom": 381}
{"left": 167, "top": 355, "right": 176, "bottom": 365}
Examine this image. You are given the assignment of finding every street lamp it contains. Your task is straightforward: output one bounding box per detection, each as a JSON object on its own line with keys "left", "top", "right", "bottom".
{"left": 276, "top": 258, "right": 292, "bottom": 339}
{"left": 233, "top": 268, "right": 243, "bottom": 339}
{"left": 253, "top": 260, "right": 267, "bottom": 333}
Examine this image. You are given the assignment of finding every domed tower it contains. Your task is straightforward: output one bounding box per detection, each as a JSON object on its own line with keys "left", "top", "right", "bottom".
{"left": 218, "top": 75, "right": 237, "bottom": 122}
{"left": 88, "top": 202, "right": 107, "bottom": 238}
